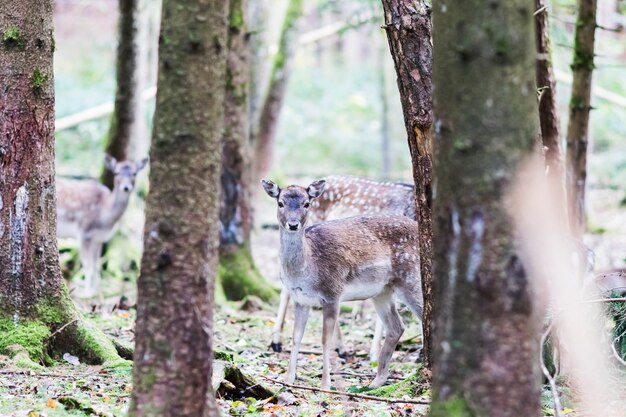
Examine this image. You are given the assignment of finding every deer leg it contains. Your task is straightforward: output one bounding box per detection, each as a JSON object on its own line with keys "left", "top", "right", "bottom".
{"left": 287, "top": 302, "right": 309, "bottom": 384}
{"left": 321, "top": 303, "right": 339, "bottom": 389}
{"left": 90, "top": 241, "right": 103, "bottom": 301}
{"left": 334, "top": 321, "right": 347, "bottom": 359}
{"left": 271, "top": 287, "right": 291, "bottom": 352}
{"left": 370, "top": 292, "right": 404, "bottom": 388}
{"left": 78, "top": 237, "right": 95, "bottom": 298}
{"left": 369, "top": 316, "right": 384, "bottom": 363}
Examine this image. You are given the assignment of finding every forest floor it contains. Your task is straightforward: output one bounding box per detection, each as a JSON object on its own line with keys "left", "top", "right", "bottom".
{"left": 1, "top": 189, "right": 626, "bottom": 416}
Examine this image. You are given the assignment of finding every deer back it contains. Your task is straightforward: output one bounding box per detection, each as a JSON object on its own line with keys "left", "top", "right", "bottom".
{"left": 309, "top": 175, "right": 416, "bottom": 224}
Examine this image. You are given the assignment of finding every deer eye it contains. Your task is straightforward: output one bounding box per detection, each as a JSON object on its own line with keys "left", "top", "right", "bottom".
{"left": 278, "top": 201, "right": 284, "bottom": 208}
{"left": 303, "top": 202, "right": 310, "bottom": 209}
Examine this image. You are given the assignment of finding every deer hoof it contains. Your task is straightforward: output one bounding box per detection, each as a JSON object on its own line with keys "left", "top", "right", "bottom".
{"left": 368, "top": 375, "right": 388, "bottom": 389}
{"left": 335, "top": 347, "right": 349, "bottom": 360}
{"left": 270, "top": 342, "right": 282, "bottom": 353}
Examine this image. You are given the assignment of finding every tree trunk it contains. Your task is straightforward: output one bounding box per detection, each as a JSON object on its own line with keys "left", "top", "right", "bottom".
{"left": 253, "top": 0, "right": 303, "bottom": 181}
{"left": 566, "top": 0, "right": 597, "bottom": 239}
{"left": 219, "top": 0, "right": 276, "bottom": 302}
{"left": 535, "top": 0, "right": 563, "bottom": 179}
{"left": 128, "top": 0, "right": 228, "bottom": 414}
{"left": 380, "top": 0, "right": 434, "bottom": 370}
{"left": 0, "top": 0, "right": 120, "bottom": 367}
{"left": 430, "top": 0, "right": 541, "bottom": 415}
{"left": 102, "top": 0, "right": 140, "bottom": 189}
{"left": 535, "top": 0, "right": 568, "bottom": 231}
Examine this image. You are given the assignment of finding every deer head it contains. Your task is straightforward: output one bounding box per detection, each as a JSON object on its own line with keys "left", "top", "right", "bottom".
{"left": 105, "top": 154, "right": 149, "bottom": 194}
{"left": 261, "top": 179, "right": 326, "bottom": 232}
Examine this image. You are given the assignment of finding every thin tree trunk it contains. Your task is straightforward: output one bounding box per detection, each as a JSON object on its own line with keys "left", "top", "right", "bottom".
{"left": 253, "top": 0, "right": 303, "bottom": 181}
{"left": 219, "top": 0, "right": 276, "bottom": 302}
{"left": 431, "top": 0, "right": 541, "bottom": 415}
{"left": 128, "top": 0, "right": 229, "bottom": 414}
{"left": 380, "top": 0, "right": 434, "bottom": 370}
{"left": 535, "top": 0, "right": 568, "bottom": 229}
{"left": 102, "top": 0, "right": 140, "bottom": 189}
{"left": 0, "top": 0, "right": 120, "bottom": 366}
{"left": 566, "top": 0, "right": 597, "bottom": 239}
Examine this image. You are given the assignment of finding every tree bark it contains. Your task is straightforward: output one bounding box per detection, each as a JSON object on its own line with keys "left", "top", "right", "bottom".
{"left": 431, "top": 0, "right": 541, "bottom": 415}
{"left": 0, "top": 0, "right": 120, "bottom": 367}
{"left": 253, "top": 0, "right": 303, "bottom": 181}
{"left": 380, "top": 0, "right": 434, "bottom": 370}
{"left": 566, "top": 0, "right": 597, "bottom": 239}
{"left": 102, "top": 0, "right": 140, "bottom": 189}
{"left": 219, "top": 0, "right": 276, "bottom": 302}
{"left": 128, "top": 0, "right": 229, "bottom": 415}
{"left": 535, "top": 0, "right": 563, "bottom": 179}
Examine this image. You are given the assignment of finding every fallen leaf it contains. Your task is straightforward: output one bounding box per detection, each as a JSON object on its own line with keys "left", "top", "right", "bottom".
{"left": 63, "top": 352, "right": 80, "bottom": 366}
{"left": 46, "top": 398, "right": 57, "bottom": 409}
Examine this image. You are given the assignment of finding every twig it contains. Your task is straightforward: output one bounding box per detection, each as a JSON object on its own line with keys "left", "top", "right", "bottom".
{"left": 581, "top": 297, "right": 626, "bottom": 304}
{"left": 261, "top": 376, "right": 430, "bottom": 405}
{"left": 611, "top": 338, "right": 626, "bottom": 367}
{"left": 48, "top": 318, "right": 79, "bottom": 339}
{"left": 540, "top": 322, "right": 563, "bottom": 417}
{"left": 534, "top": 5, "right": 548, "bottom": 16}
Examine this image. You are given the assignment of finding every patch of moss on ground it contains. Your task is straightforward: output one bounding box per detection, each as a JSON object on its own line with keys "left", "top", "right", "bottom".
{"left": 219, "top": 248, "right": 278, "bottom": 302}
{"left": 75, "top": 321, "right": 120, "bottom": 365}
{"left": 429, "top": 394, "right": 473, "bottom": 417}
{"left": 361, "top": 370, "right": 427, "bottom": 399}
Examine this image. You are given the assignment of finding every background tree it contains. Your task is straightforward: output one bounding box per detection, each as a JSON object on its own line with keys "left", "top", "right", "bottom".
{"left": 430, "top": 0, "right": 541, "bottom": 415}
{"left": 128, "top": 0, "right": 229, "bottom": 414}
{"left": 219, "top": 0, "right": 276, "bottom": 302}
{"left": 0, "top": 0, "right": 121, "bottom": 367}
{"left": 101, "top": 0, "right": 141, "bottom": 189}
{"left": 380, "top": 0, "right": 434, "bottom": 369}
{"left": 566, "top": 0, "right": 597, "bottom": 239}
{"left": 253, "top": 0, "right": 304, "bottom": 181}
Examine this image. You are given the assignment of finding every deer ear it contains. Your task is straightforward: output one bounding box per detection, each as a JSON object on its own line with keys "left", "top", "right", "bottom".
{"left": 136, "top": 158, "right": 149, "bottom": 171}
{"left": 307, "top": 179, "right": 326, "bottom": 199}
{"left": 104, "top": 154, "right": 117, "bottom": 171}
{"left": 261, "top": 179, "right": 280, "bottom": 199}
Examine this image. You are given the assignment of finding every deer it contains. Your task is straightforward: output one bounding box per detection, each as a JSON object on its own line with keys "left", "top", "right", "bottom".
{"left": 269, "top": 175, "right": 417, "bottom": 362}
{"left": 261, "top": 178, "right": 423, "bottom": 389}
{"left": 56, "top": 155, "right": 148, "bottom": 298}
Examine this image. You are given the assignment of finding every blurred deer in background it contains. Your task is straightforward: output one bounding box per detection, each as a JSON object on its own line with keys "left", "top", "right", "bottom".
{"left": 269, "top": 175, "right": 417, "bottom": 361}
{"left": 262, "top": 179, "right": 423, "bottom": 389}
{"left": 56, "top": 155, "right": 148, "bottom": 298}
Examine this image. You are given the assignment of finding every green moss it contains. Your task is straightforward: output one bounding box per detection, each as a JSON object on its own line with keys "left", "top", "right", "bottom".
{"left": 12, "top": 349, "right": 45, "bottom": 370}
{"left": 229, "top": 0, "right": 244, "bottom": 30}
{"left": 364, "top": 371, "right": 426, "bottom": 398}
{"left": 103, "top": 358, "right": 132, "bottom": 369}
{"left": 430, "top": 394, "right": 474, "bottom": 417}
{"left": 138, "top": 367, "right": 157, "bottom": 391}
{"left": 75, "top": 321, "right": 120, "bottom": 365}
{"left": 2, "top": 26, "right": 24, "bottom": 47}
{"left": 214, "top": 349, "right": 234, "bottom": 362}
{"left": 219, "top": 248, "right": 278, "bottom": 302}
{"left": 35, "top": 296, "right": 68, "bottom": 325}
{"left": 31, "top": 68, "right": 48, "bottom": 90}
{"left": 0, "top": 318, "right": 50, "bottom": 363}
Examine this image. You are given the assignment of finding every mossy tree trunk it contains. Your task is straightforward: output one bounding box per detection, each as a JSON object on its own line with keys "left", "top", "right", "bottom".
{"left": 566, "top": 0, "right": 597, "bottom": 239}
{"left": 380, "top": 0, "right": 434, "bottom": 370}
{"left": 219, "top": 0, "right": 276, "bottom": 303}
{"left": 253, "top": 0, "right": 303, "bottom": 181}
{"left": 128, "top": 0, "right": 228, "bottom": 415}
{"left": 102, "top": 0, "right": 140, "bottom": 190}
{"left": 431, "top": 0, "right": 541, "bottom": 415}
{"left": 0, "top": 0, "right": 121, "bottom": 367}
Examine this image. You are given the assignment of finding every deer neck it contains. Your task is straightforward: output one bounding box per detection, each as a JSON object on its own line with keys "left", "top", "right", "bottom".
{"left": 279, "top": 228, "right": 310, "bottom": 278}
{"left": 99, "top": 187, "right": 131, "bottom": 227}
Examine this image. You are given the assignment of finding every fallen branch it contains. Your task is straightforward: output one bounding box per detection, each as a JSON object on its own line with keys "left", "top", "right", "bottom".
{"left": 261, "top": 376, "right": 430, "bottom": 405}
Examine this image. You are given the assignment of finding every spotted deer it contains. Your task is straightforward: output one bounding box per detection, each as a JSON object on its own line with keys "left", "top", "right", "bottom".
{"left": 56, "top": 155, "right": 148, "bottom": 298}
{"left": 270, "top": 175, "right": 417, "bottom": 360}
{"left": 262, "top": 179, "right": 423, "bottom": 389}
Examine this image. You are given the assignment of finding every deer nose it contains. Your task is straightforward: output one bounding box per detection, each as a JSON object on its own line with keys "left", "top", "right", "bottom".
{"left": 287, "top": 222, "right": 300, "bottom": 231}
{"left": 122, "top": 185, "right": 131, "bottom": 192}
